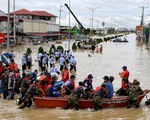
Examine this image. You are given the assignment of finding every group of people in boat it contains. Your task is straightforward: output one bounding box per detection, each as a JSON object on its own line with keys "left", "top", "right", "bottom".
{"left": 0, "top": 48, "right": 148, "bottom": 111}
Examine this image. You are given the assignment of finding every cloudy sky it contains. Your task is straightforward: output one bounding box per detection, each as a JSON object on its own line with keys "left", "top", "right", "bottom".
{"left": 1, "top": 0, "right": 150, "bottom": 29}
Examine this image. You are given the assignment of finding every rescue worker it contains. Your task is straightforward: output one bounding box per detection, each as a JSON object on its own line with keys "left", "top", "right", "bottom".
{"left": 18, "top": 80, "right": 42, "bottom": 109}
{"left": 119, "top": 66, "right": 130, "bottom": 88}
{"left": 127, "top": 79, "right": 143, "bottom": 108}
{"left": 116, "top": 77, "right": 130, "bottom": 96}
{"left": 7, "top": 72, "right": 16, "bottom": 99}
{"left": 61, "top": 66, "right": 69, "bottom": 83}
{"left": 1, "top": 68, "right": 9, "bottom": 99}
{"left": 103, "top": 76, "right": 114, "bottom": 99}
{"left": 92, "top": 83, "right": 107, "bottom": 111}
{"left": 62, "top": 81, "right": 85, "bottom": 110}
{"left": 84, "top": 74, "right": 94, "bottom": 90}
{"left": 62, "top": 75, "right": 75, "bottom": 95}
{"left": 17, "top": 73, "right": 32, "bottom": 105}
{"left": 9, "top": 59, "right": 18, "bottom": 72}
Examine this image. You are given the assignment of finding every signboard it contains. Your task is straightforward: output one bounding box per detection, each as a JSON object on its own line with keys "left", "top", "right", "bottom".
{"left": 136, "top": 26, "right": 142, "bottom": 36}
{"left": 0, "top": 33, "right": 5, "bottom": 43}
{"left": 1, "top": 53, "right": 10, "bottom": 64}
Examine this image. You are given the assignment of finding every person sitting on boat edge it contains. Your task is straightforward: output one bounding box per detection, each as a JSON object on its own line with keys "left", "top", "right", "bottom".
{"left": 18, "top": 80, "right": 42, "bottom": 109}
{"left": 91, "top": 83, "right": 107, "bottom": 111}
{"left": 84, "top": 74, "right": 94, "bottom": 91}
{"left": 126, "top": 79, "right": 143, "bottom": 109}
{"left": 62, "top": 81, "right": 85, "bottom": 111}
{"left": 62, "top": 75, "right": 75, "bottom": 95}
{"left": 103, "top": 76, "right": 114, "bottom": 99}
{"left": 116, "top": 77, "right": 130, "bottom": 96}
{"left": 45, "top": 79, "right": 61, "bottom": 97}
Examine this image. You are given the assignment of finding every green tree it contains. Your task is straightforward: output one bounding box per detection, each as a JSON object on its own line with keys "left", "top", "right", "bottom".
{"left": 38, "top": 47, "right": 44, "bottom": 54}
{"left": 72, "top": 42, "right": 77, "bottom": 50}
{"left": 49, "top": 44, "right": 56, "bottom": 54}
{"left": 26, "top": 48, "right": 32, "bottom": 55}
{"left": 57, "top": 45, "right": 64, "bottom": 53}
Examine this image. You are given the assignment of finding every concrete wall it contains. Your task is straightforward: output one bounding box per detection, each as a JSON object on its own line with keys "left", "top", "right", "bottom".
{"left": 23, "top": 20, "right": 59, "bottom": 33}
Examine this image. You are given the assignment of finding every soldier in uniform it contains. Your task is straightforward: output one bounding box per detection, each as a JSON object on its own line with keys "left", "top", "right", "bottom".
{"left": 1, "top": 68, "right": 9, "bottom": 99}
{"left": 17, "top": 73, "right": 32, "bottom": 105}
{"left": 92, "top": 83, "right": 107, "bottom": 111}
{"left": 63, "top": 81, "right": 85, "bottom": 110}
{"left": 127, "top": 79, "right": 143, "bottom": 108}
{"left": 18, "top": 80, "right": 42, "bottom": 109}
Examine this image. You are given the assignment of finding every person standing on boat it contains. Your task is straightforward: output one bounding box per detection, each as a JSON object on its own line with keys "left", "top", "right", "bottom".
{"left": 18, "top": 80, "right": 42, "bottom": 109}
{"left": 103, "top": 76, "right": 114, "bottom": 99}
{"left": 62, "top": 81, "right": 85, "bottom": 111}
{"left": 127, "top": 79, "right": 143, "bottom": 108}
{"left": 119, "top": 66, "right": 130, "bottom": 88}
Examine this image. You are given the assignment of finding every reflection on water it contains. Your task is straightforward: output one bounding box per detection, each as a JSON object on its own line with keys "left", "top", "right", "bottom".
{"left": 1, "top": 33, "right": 150, "bottom": 120}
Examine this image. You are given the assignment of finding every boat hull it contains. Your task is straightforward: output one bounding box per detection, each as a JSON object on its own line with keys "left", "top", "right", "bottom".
{"left": 33, "top": 94, "right": 146, "bottom": 109}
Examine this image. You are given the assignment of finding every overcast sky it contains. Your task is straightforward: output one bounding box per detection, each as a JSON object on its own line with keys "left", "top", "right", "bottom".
{"left": 1, "top": 0, "right": 150, "bottom": 29}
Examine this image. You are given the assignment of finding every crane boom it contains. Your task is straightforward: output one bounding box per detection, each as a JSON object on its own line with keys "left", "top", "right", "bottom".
{"left": 64, "top": 3, "right": 85, "bottom": 29}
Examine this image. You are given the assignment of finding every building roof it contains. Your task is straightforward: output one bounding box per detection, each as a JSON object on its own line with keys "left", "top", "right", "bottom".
{"left": 10, "top": 9, "right": 33, "bottom": 15}
{"left": 10, "top": 9, "right": 57, "bottom": 17}
{"left": 32, "top": 11, "right": 57, "bottom": 17}
{"left": 0, "top": 10, "right": 7, "bottom": 17}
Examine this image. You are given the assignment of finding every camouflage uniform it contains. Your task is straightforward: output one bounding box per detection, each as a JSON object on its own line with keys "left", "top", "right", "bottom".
{"left": 18, "top": 83, "right": 42, "bottom": 109}
{"left": 63, "top": 86, "right": 85, "bottom": 110}
{"left": 1, "top": 71, "right": 9, "bottom": 99}
{"left": 17, "top": 78, "right": 31, "bottom": 105}
{"left": 127, "top": 83, "right": 143, "bottom": 108}
{"left": 93, "top": 88, "right": 107, "bottom": 110}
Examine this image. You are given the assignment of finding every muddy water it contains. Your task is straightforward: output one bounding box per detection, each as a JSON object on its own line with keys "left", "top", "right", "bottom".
{"left": 1, "top": 33, "right": 150, "bottom": 120}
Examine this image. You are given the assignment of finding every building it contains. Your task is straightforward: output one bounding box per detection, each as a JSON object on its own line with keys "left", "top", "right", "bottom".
{"left": 9, "top": 9, "right": 59, "bottom": 35}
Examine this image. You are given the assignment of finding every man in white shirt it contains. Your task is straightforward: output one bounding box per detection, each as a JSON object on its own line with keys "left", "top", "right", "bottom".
{"left": 70, "top": 56, "right": 77, "bottom": 72}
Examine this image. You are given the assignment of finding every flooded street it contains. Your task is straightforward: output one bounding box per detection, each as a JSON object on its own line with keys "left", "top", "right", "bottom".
{"left": 1, "top": 33, "right": 150, "bottom": 120}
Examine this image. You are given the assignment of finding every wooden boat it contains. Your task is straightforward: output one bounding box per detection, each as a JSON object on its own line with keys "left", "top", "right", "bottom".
{"left": 33, "top": 93, "right": 146, "bottom": 109}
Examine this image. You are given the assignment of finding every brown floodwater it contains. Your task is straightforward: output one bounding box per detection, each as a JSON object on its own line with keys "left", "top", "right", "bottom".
{"left": 1, "top": 33, "right": 150, "bottom": 120}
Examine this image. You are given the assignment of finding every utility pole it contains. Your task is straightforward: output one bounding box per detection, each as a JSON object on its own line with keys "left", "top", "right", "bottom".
{"left": 139, "top": 6, "right": 148, "bottom": 44}
{"left": 13, "top": 0, "right": 16, "bottom": 45}
{"left": 7, "top": 0, "right": 10, "bottom": 52}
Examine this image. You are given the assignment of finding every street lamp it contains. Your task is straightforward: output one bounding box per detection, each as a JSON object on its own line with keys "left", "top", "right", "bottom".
{"left": 59, "top": 5, "right": 63, "bottom": 40}
{"left": 87, "top": 7, "right": 99, "bottom": 36}
{"left": 68, "top": 0, "right": 71, "bottom": 50}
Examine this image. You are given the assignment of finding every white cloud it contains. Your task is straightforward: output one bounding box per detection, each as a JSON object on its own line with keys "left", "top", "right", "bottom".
{"left": 1, "top": 0, "right": 150, "bottom": 29}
